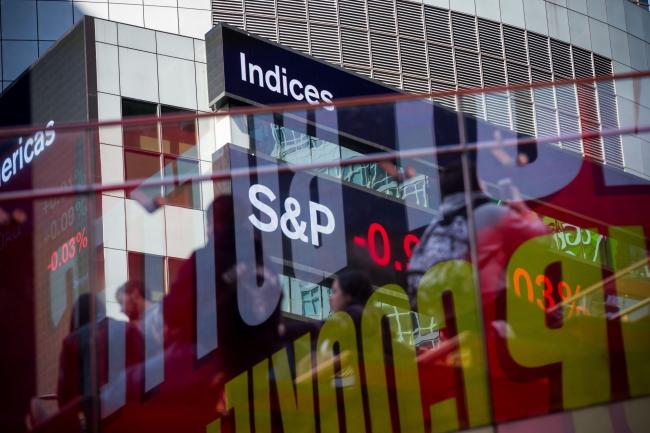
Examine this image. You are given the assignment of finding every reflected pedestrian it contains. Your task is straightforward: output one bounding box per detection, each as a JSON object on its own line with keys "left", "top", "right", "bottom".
{"left": 329, "top": 270, "right": 374, "bottom": 314}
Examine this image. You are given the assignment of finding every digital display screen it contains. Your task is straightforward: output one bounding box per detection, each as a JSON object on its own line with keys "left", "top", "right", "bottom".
{"left": 217, "top": 144, "right": 434, "bottom": 286}
{"left": 0, "top": 22, "right": 97, "bottom": 427}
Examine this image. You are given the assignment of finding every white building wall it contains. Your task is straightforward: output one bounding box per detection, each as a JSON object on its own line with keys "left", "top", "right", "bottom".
{"left": 0, "top": 0, "right": 212, "bottom": 90}
{"left": 92, "top": 19, "right": 215, "bottom": 319}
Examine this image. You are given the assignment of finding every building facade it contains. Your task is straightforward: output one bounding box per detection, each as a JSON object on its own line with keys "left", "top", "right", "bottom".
{"left": 210, "top": 0, "right": 650, "bottom": 176}
{"left": 2, "top": 0, "right": 650, "bottom": 176}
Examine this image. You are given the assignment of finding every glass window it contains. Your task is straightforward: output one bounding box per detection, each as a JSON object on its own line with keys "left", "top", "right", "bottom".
{"left": 122, "top": 98, "right": 159, "bottom": 152}
{"left": 124, "top": 149, "right": 162, "bottom": 202}
{"left": 161, "top": 105, "right": 198, "bottom": 158}
{"left": 163, "top": 156, "right": 201, "bottom": 209}
{"left": 1, "top": 41, "right": 38, "bottom": 81}
{"left": 279, "top": 275, "right": 291, "bottom": 313}
{"left": 321, "top": 284, "right": 333, "bottom": 319}
{"left": 311, "top": 137, "right": 341, "bottom": 178}
{"left": 276, "top": 126, "right": 311, "bottom": 164}
{"left": 291, "top": 278, "right": 321, "bottom": 320}
{"left": 127, "top": 252, "right": 165, "bottom": 301}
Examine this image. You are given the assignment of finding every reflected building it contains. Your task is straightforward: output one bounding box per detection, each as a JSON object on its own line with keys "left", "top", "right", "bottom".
{"left": 0, "top": 3, "right": 649, "bottom": 433}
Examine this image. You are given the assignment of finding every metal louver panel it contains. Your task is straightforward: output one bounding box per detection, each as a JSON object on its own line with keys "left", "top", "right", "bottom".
{"left": 506, "top": 62, "right": 529, "bottom": 84}
{"left": 308, "top": 0, "right": 337, "bottom": 24}
{"left": 278, "top": 0, "right": 307, "bottom": 20}
{"left": 213, "top": 0, "right": 243, "bottom": 15}
{"left": 459, "top": 93, "right": 485, "bottom": 119}
{"left": 507, "top": 61, "right": 532, "bottom": 104}
{"left": 455, "top": 50, "right": 481, "bottom": 87}
{"left": 572, "top": 47, "right": 594, "bottom": 78}
{"left": 370, "top": 33, "right": 400, "bottom": 72}
{"left": 452, "top": 12, "right": 477, "bottom": 51}
{"left": 577, "top": 85, "right": 599, "bottom": 121}
{"left": 341, "top": 28, "right": 371, "bottom": 68}
{"left": 213, "top": 13, "right": 244, "bottom": 28}
{"left": 511, "top": 100, "right": 535, "bottom": 136}
{"left": 555, "top": 85, "right": 578, "bottom": 116}
{"left": 397, "top": 0, "right": 424, "bottom": 39}
{"left": 279, "top": 19, "right": 309, "bottom": 53}
{"left": 558, "top": 112, "right": 582, "bottom": 153}
{"left": 534, "top": 106, "right": 559, "bottom": 141}
{"left": 400, "top": 38, "right": 427, "bottom": 77}
{"left": 428, "top": 44, "right": 454, "bottom": 82}
{"left": 424, "top": 6, "right": 450, "bottom": 46}
{"left": 582, "top": 120, "right": 604, "bottom": 162}
{"left": 597, "top": 89, "right": 619, "bottom": 128}
{"left": 573, "top": 46, "right": 600, "bottom": 162}
{"left": 527, "top": 33, "right": 550, "bottom": 71}
{"left": 246, "top": 15, "right": 277, "bottom": 40}
{"left": 368, "top": 0, "right": 397, "bottom": 34}
{"left": 603, "top": 134, "right": 624, "bottom": 168}
{"left": 430, "top": 80, "right": 455, "bottom": 91}
{"left": 478, "top": 19, "right": 503, "bottom": 57}
{"left": 373, "top": 70, "right": 401, "bottom": 88}
{"left": 402, "top": 75, "right": 429, "bottom": 94}
{"left": 430, "top": 80, "right": 456, "bottom": 110}
{"left": 346, "top": 65, "right": 372, "bottom": 78}
{"left": 213, "top": 0, "right": 244, "bottom": 26}
{"left": 310, "top": 24, "right": 341, "bottom": 64}
{"left": 503, "top": 25, "right": 527, "bottom": 64}
{"left": 593, "top": 54, "right": 612, "bottom": 76}
{"left": 244, "top": 0, "right": 275, "bottom": 16}
{"left": 533, "top": 87, "right": 556, "bottom": 110}
{"left": 593, "top": 53, "right": 620, "bottom": 167}
{"left": 550, "top": 40, "right": 573, "bottom": 78}
{"left": 531, "top": 69, "right": 555, "bottom": 108}
{"left": 485, "top": 93, "right": 511, "bottom": 128}
{"left": 339, "top": 0, "right": 368, "bottom": 29}
{"left": 481, "top": 56, "right": 506, "bottom": 87}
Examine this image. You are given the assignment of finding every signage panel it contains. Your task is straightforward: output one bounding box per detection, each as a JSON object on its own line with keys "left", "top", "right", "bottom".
{"left": 206, "top": 24, "right": 394, "bottom": 109}
{"left": 214, "top": 144, "right": 434, "bottom": 286}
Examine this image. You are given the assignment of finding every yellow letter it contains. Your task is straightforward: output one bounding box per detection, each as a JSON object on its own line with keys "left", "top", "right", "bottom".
{"left": 506, "top": 234, "right": 609, "bottom": 409}
{"left": 608, "top": 226, "right": 650, "bottom": 397}
{"left": 316, "top": 311, "right": 365, "bottom": 433}
{"left": 252, "top": 359, "right": 271, "bottom": 433}
{"left": 362, "top": 284, "right": 425, "bottom": 433}
{"left": 271, "top": 333, "right": 316, "bottom": 433}
{"left": 416, "top": 260, "right": 491, "bottom": 428}
{"left": 225, "top": 370, "right": 251, "bottom": 433}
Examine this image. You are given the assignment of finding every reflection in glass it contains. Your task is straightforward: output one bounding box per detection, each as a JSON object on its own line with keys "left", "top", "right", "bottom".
{"left": 161, "top": 105, "right": 198, "bottom": 158}
{"left": 122, "top": 99, "right": 159, "bottom": 152}
{"left": 163, "top": 156, "right": 200, "bottom": 209}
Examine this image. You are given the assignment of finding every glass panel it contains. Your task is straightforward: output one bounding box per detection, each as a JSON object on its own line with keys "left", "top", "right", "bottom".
{"left": 162, "top": 156, "right": 200, "bottom": 209}
{"left": 122, "top": 98, "right": 159, "bottom": 152}
{"left": 160, "top": 105, "right": 198, "bottom": 158}
{"left": 123, "top": 149, "right": 161, "bottom": 202}
{"left": 2, "top": 73, "right": 649, "bottom": 433}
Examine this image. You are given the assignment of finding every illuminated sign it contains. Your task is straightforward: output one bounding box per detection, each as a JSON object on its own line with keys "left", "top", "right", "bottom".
{"left": 353, "top": 222, "right": 420, "bottom": 271}
{"left": 512, "top": 266, "right": 587, "bottom": 317}
{"left": 248, "top": 183, "right": 336, "bottom": 246}
{"left": 206, "top": 24, "right": 392, "bottom": 107}
{"left": 46, "top": 227, "right": 88, "bottom": 273}
{"left": 216, "top": 144, "right": 434, "bottom": 285}
{"left": 0, "top": 120, "right": 56, "bottom": 189}
{"left": 238, "top": 53, "right": 334, "bottom": 110}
